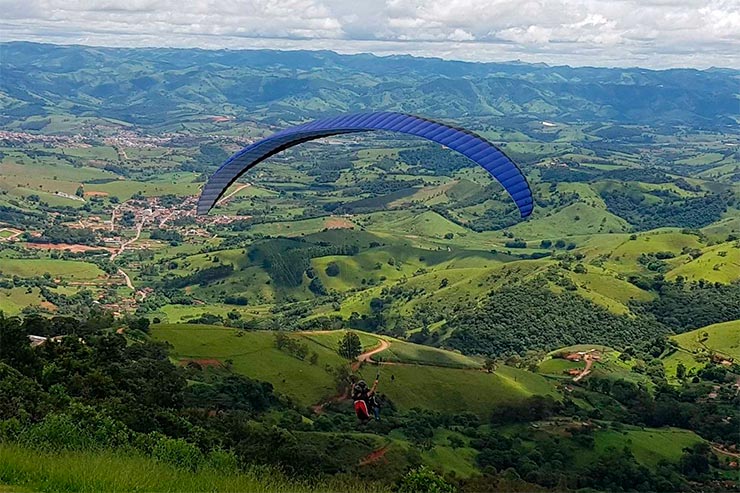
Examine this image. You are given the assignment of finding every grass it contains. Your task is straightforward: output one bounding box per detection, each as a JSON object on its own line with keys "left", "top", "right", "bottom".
{"left": 151, "top": 325, "right": 349, "bottom": 406}
{"left": 0, "top": 259, "right": 104, "bottom": 280}
{"left": 0, "top": 288, "right": 47, "bottom": 315}
{"left": 155, "top": 303, "right": 264, "bottom": 323}
{"left": 566, "top": 266, "right": 654, "bottom": 314}
{"left": 591, "top": 426, "right": 703, "bottom": 467}
{"left": 151, "top": 325, "right": 558, "bottom": 415}
{"left": 605, "top": 231, "right": 704, "bottom": 274}
{"left": 671, "top": 320, "right": 740, "bottom": 360}
{"left": 538, "top": 358, "right": 585, "bottom": 375}
{"left": 0, "top": 443, "right": 388, "bottom": 493}
{"left": 379, "top": 364, "right": 559, "bottom": 416}
{"left": 510, "top": 202, "right": 629, "bottom": 239}
{"left": 376, "top": 340, "right": 481, "bottom": 369}
{"left": 665, "top": 241, "right": 740, "bottom": 284}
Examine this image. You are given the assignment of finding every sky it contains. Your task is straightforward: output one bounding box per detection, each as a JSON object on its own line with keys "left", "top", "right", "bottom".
{"left": 2, "top": 0, "right": 739, "bottom": 69}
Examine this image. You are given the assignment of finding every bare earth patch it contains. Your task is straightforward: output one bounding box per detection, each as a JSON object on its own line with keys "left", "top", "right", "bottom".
{"left": 180, "top": 358, "right": 223, "bottom": 368}
{"left": 324, "top": 216, "right": 355, "bottom": 230}
{"left": 25, "top": 243, "right": 115, "bottom": 253}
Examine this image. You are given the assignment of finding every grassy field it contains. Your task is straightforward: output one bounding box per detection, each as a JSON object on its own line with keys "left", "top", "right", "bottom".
{"left": 510, "top": 202, "right": 629, "bottom": 238}
{"left": 376, "top": 340, "right": 481, "bottom": 368}
{"left": 151, "top": 325, "right": 352, "bottom": 406}
{"left": 591, "top": 426, "right": 704, "bottom": 467}
{"left": 659, "top": 320, "right": 740, "bottom": 380}
{"left": 151, "top": 325, "right": 559, "bottom": 414}
{"left": 0, "top": 288, "right": 47, "bottom": 315}
{"left": 0, "top": 259, "right": 105, "bottom": 280}
{"left": 379, "top": 364, "right": 559, "bottom": 416}
{"left": 0, "top": 443, "right": 388, "bottom": 493}
{"left": 671, "top": 320, "right": 740, "bottom": 360}
{"left": 665, "top": 241, "right": 740, "bottom": 284}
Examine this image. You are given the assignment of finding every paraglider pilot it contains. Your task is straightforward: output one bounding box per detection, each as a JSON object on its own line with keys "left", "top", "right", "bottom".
{"left": 352, "top": 373, "right": 380, "bottom": 422}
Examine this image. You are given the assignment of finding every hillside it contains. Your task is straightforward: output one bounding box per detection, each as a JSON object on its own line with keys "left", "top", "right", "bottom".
{"left": 151, "top": 325, "right": 560, "bottom": 415}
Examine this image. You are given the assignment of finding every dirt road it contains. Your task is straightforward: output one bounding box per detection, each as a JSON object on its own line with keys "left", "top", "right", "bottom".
{"left": 118, "top": 268, "right": 134, "bottom": 290}
{"left": 351, "top": 339, "right": 390, "bottom": 371}
{"left": 215, "top": 183, "right": 251, "bottom": 207}
{"left": 358, "top": 339, "right": 391, "bottom": 364}
{"left": 111, "top": 219, "right": 146, "bottom": 291}
{"left": 313, "top": 338, "right": 392, "bottom": 413}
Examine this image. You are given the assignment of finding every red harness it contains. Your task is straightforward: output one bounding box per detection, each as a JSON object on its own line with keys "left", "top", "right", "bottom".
{"left": 354, "top": 400, "right": 370, "bottom": 420}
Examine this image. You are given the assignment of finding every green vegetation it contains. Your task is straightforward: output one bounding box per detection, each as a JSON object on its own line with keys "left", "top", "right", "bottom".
{"left": 0, "top": 444, "right": 387, "bottom": 493}
{"left": 671, "top": 320, "right": 740, "bottom": 360}
{"left": 1, "top": 41, "right": 739, "bottom": 492}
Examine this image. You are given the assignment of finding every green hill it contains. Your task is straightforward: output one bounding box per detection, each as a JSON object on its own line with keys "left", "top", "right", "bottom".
{"left": 151, "top": 325, "right": 560, "bottom": 415}
{"left": 660, "top": 320, "right": 739, "bottom": 380}
{"left": 665, "top": 241, "right": 740, "bottom": 284}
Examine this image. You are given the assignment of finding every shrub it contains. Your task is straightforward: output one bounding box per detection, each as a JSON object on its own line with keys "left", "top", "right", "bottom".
{"left": 152, "top": 436, "right": 204, "bottom": 471}
{"left": 325, "top": 262, "right": 340, "bottom": 277}
{"left": 398, "top": 466, "right": 455, "bottom": 493}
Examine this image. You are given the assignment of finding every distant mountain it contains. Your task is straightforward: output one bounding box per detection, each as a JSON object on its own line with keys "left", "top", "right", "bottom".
{"left": 1, "top": 41, "right": 738, "bottom": 129}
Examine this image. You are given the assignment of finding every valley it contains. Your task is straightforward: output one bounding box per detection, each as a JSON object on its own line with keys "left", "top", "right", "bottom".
{"left": 0, "top": 42, "right": 738, "bottom": 492}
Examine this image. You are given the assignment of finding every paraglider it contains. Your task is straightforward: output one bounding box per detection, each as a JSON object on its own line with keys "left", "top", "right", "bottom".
{"left": 352, "top": 373, "right": 381, "bottom": 422}
{"left": 197, "top": 112, "right": 533, "bottom": 218}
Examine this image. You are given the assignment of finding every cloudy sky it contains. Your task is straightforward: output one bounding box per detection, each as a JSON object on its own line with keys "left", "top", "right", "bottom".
{"left": 2, "top": 0, "right": 739, "bottom": 68}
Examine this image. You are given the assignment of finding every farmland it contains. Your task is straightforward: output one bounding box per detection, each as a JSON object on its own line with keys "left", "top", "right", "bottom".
{"left": 0, "top": 42, "right": 739, "bottom": 493}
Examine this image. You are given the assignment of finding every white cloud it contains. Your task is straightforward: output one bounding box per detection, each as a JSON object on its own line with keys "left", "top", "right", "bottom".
{"left": 1, "top": 0, "right": 738, "bottom": 68}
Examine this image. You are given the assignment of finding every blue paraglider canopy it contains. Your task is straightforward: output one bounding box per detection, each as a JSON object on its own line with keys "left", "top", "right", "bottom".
{"left": 197, "top": 112, "right": 533, "bottom": 217}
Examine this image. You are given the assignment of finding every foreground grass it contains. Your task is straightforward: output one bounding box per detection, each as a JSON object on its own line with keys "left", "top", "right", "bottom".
{"left": 0, "top": 444, "right": 389, "bottom": 493}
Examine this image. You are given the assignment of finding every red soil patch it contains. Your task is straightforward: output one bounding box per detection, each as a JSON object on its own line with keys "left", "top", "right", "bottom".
{"left": 84, "top": 191, "right": 109, "bottom": 197}
{"left": 180, "top": 358, "right": 223, "bottom": 368}
{"left": 324, "top": 216, "right": 354, "bottom": 230}
{"left": 25, "top": 242, "right": 114, "bottom": 253}
{"left": 359, "top": 446, "right": 389, "bottom": 466}
{"left": 39, "top": 301, "right": 57, "bottom": 312}
{"left": 312, "top": 389, "right": 349, "bottom": 415}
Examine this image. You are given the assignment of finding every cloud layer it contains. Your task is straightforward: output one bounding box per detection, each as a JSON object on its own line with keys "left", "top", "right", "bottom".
{"left": 2, "top": 0, "right": 739, "bottom": 68}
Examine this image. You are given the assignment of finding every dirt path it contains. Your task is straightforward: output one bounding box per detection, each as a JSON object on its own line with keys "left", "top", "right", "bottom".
{"left": 215, "top": 183, "right": 251, "bottom": 207}
{"left": 313, "top": 338, "right": 391, "bottom": 413}
{"left": 0, "top": 228, "right": 23, "bottom": 242}
{"left": 712, "top": 444, "right": 740, "bottom": 458}
{"left": 572, "top": 350, "right": 601, "bottom": 382}
{"left": 111, "top": 219, "right": 146, "bottom": 291}
{"left": 357, "top": 339, "right": 391, "bottom": 365}
{"left": 118, "top": 268, "right": 134, "bottom": 290}
{"left": 359, "top": 446, "right": 390, "bottom": 466}
{"left": 111, "top": 220, "right": 144, "bottom": 261}
{"left": 311, "top": 389, "right": 349, "bottom": 415}
{"left": 573, "top": 354, "right": 595, "bottom": 382}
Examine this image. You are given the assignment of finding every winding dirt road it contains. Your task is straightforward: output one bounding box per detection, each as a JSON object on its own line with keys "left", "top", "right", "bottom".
{"left": 353, "top": 339, "right": 391, "bottom": 370}
{"left": 313, "top": 338, "right": 392, "bottom": 413}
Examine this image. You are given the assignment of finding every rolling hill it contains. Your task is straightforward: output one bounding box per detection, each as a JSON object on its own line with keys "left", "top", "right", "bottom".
{"left": 151, "top": 325, "right": 560, "bottom": 415}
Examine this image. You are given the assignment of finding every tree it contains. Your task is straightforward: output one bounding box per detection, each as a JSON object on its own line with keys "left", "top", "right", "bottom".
{"left": 679, "top": 443, "right": 711, "bottom": 479}
{"left": 325, "top": 262, "right": 340, "bottom": 277}
{"left": 338, "top": 332, "right": 362, "bottom": 360}
{"left": 75, "top": 185, "right": 85, "bottom": 198}
{"left": 676, "top": 362, "right": 686, "bottom": 380}
{"left": 398, "top": 466, "right": 455, "bottom": 493}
